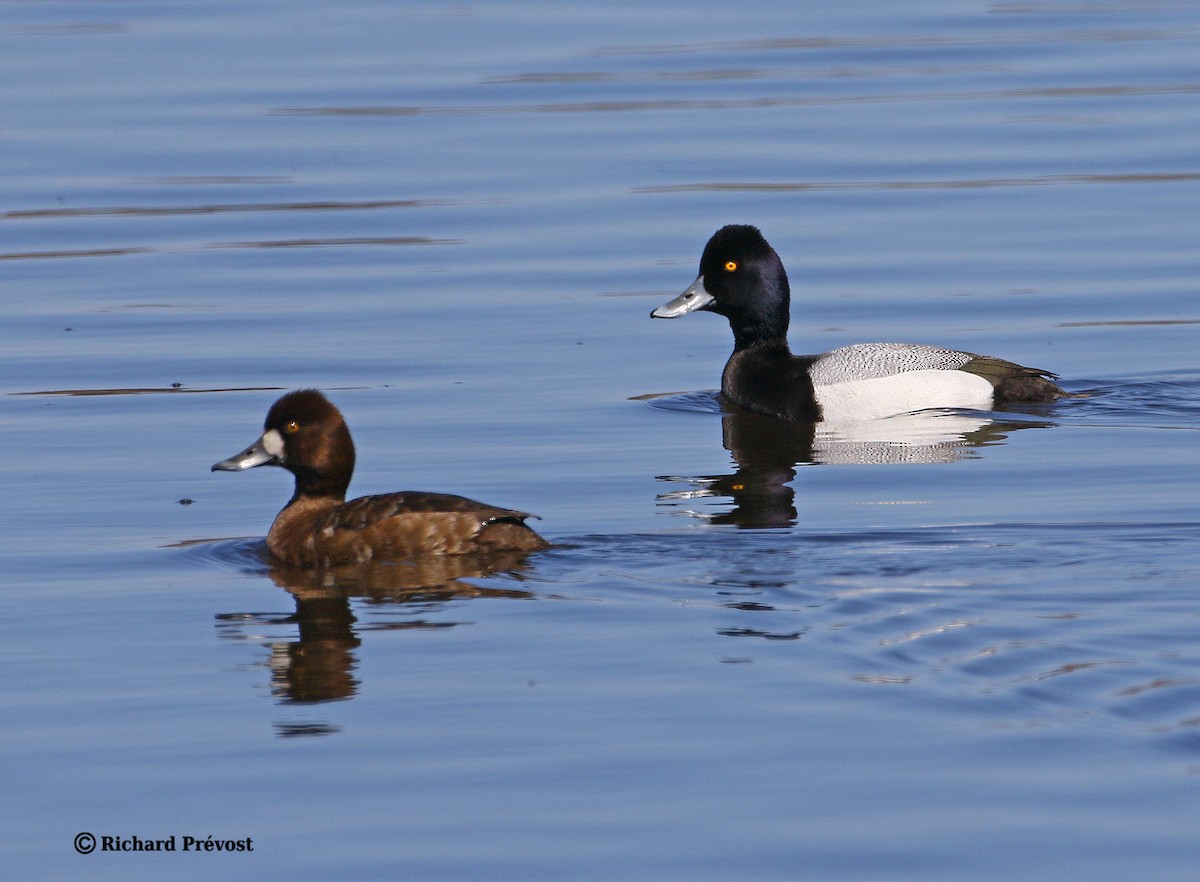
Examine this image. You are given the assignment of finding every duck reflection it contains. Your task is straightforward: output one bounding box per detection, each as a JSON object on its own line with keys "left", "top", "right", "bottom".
{"left": 216, "top": 551, "right": 536, "bottom": 720}
{"left": 657, "top": 402, "right": 1049, "bottom": 528}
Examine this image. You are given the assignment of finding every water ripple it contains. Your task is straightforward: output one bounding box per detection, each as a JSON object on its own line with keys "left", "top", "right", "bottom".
{"left": 3, "top": 198, "right": 444, "bottom": 220}
{"left": 637, "top": 171, "right": 1200, "bottom": 194}
{"left": 273, "top": 83, "right": 1200, "bottom": 117}
{"left": 536, "top": 520, "right": 1200, "bottom": 734}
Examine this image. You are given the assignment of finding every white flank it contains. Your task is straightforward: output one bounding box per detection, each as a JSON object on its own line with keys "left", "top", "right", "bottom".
{"left": 814, "top": 370, "right": 994, "bottom": 421}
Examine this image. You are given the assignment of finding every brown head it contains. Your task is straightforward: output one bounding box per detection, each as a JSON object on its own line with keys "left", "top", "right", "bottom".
{"left": 212, "top": 390, "right": 356, "bottom": 502}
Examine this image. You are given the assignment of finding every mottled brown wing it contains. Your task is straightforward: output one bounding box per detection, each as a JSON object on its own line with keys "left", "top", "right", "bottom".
{"left": 313, "top": 492, "right": 546, "bottom": 561}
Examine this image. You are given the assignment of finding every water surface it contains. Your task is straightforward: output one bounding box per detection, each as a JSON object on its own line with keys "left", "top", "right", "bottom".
{"left": 2, "top": 1, "right": 1198, "bottom": 879}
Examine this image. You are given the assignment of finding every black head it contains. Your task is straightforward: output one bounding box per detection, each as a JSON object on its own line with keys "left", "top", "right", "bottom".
{"left": 213, "top": 389, "right": 356, "bottom": 501}
{"left": 652, "top": 225, "right": 792, "bottom": 349}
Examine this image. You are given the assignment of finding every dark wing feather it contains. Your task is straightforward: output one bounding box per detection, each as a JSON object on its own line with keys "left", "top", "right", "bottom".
{"left": 959, "top": 355, "right": 1065, "bottom": 404}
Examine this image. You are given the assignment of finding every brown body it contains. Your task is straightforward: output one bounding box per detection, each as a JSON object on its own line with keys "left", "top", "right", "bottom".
{"left": 267, "top": 492, "right": 547, "bottom": 568}
{"left": 213, "top": 390, "right": 548, "bottom": 569}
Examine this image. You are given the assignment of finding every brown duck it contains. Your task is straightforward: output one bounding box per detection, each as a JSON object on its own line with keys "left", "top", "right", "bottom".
{"left": 212, "top": 390, "right": 548, "bottom": 568}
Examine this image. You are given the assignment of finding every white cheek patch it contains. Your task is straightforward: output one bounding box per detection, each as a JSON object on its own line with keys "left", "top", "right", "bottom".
{"left": 261, "top": 429, "right": 285, "bottom": 458}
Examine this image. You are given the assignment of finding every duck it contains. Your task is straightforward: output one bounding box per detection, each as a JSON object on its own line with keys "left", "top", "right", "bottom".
{"left": 212, "top": 390, "right": 548, "bottom": 568}
{"left": 651, "top": 224, "right": 1066, "bottom": 422}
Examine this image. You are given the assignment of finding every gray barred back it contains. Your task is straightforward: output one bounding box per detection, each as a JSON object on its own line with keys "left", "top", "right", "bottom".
{"left": 808, "top": 343, "right": 975, "bottom": 385}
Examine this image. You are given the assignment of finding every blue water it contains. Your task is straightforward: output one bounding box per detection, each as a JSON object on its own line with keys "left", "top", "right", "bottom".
{"left": 3, "top": 1, "right": 1199, "bottom": 879}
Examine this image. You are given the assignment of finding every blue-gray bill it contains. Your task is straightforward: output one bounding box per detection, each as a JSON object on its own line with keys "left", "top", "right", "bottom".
{"left": 212, "top": 434, "right": 279, "bottom": 472}
{"left": 650, "top": 276, "right": 714, "bottom": 318}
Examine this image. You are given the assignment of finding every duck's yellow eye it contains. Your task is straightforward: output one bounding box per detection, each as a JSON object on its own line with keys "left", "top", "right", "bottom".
{"left": 724, "top": 260, "right": 738, "bottom": 272}
{"left": 284, "top": 420, "right": 300, "bottom": 434}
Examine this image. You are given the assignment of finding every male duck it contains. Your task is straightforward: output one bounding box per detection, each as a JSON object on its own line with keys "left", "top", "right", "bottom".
{"left": 652, "top": 225, "right": 1066, "bottom": 422}
{"left": 213, "top": 390, "right": 548, "bottom": 568}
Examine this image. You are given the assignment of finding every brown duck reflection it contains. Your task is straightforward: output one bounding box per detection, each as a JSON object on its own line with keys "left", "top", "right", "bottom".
{"left": 221, "top": 551, "right": 536, "bottom": 711}
{"left": 658, "top": 403, "right": 1049, "bottom": 528}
